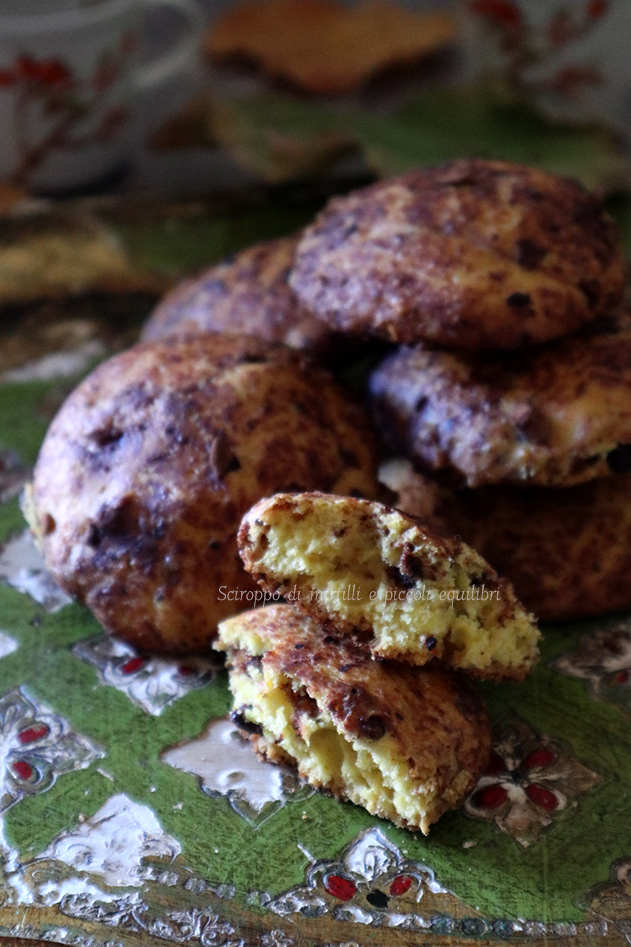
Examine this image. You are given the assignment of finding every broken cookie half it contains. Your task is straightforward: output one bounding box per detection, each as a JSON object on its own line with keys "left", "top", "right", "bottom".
{"left": 238, "top": 492, "right": 540, "bottom": 681}
{"left": 215, "top": 603, "right": 491, "bottom": 834}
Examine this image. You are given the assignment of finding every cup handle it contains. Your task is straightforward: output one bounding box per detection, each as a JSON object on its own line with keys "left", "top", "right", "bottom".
{"left": 135, "top": 0, "right": 203, "bottom": 91}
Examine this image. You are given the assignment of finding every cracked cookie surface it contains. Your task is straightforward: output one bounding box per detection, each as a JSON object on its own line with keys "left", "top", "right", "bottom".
{"left": 216, "top": 603, "right": 491, "bottom": 834}
{"left": 26, "top": 336, "right": 379, "bottom": 653}
{"left": 290, "top": 159, "right": 626, "bottom": 349}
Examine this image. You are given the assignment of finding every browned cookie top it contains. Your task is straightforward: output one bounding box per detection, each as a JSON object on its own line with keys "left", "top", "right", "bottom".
{"left": 26, "top": 334, "right": 379, "bottom": 654}
{"left": 291, "top": 160, "right": 626, "bottom": 349}
{"left": 370, "top": 310, "right": 631, "bottom": 488}
{"left": 142, "top": 236, "right": 342, "bottom": 362}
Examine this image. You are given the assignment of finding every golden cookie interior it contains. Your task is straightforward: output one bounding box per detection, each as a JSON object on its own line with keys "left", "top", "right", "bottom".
{"left": 238, "top": 492, "right": 540, "bottom": 680}
{"left": 215, "top": 603, "right": 491, "bottom": 834}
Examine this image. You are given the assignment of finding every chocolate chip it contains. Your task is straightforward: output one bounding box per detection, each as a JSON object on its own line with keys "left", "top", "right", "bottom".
{"left": 506, "top": 292, "right": 532, "bottom": 308}
{"left": 400, "top": 542, "right": 424, "bottom": 581}
{"left": 229, "top": 710, "right": 263, "bottom": 736}
{"left": 90, "top": 426, "right": 123, "bottom": 449}
{"left": 579, "top": 279, "right": 600, "bottom": 309}
{"left": 386, "top": 564, "right": 415, "bottom": 589}
{"left": 339, "top": 449, "right": 359, "bottom": 467}
{"left": 607, "top": 444, "right": 631, "bottom": 472}
{"left": 210, "top": 432, "right": 238, "bottom": 481}
{"left": 360, "top": 714, "right": 386, "bottom": 740}
{"left": 516, "top": 239, "right": 546, "bottom": 270}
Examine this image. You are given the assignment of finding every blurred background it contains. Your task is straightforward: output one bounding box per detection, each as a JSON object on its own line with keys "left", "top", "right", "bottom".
{"left": 118, "top": 0, "right": 631, "bottom": 196}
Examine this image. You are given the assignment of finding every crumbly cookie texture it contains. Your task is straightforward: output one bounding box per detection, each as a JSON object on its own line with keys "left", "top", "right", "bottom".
{"left": 26, "top": 335, "right": 379, "bottom": 654}
{"left": 370, "top": 309, "right": 631, "bottom": 488}
{"left": 215, "top": 603, "right": 491, "bottom": 834}
{"left": 380, "top": 457, "right": 631, "bottom": 623}
{"left": 290, "top": 159, "right": 626, "bottom": 350}
{"left": 238, "top": 492, "right": 540, "bottom": 681}
{"left": 142, "top": 236, "right": 343, "bottom": 363}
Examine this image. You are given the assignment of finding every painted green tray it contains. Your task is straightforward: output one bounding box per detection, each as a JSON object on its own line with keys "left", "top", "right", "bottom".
{"left": 0, "top": 196, "right": 631, "bottom": 947}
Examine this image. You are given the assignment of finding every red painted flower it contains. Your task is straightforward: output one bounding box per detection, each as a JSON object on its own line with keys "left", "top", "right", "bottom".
{"left": 587, "top": 0, "right": 608, "bottom": 19}
{"left": 525, "top": 783, "right": 558, "bottom": 812}
{"left": 469, "top": 0, "right": 522, "bottom": 29}
{"left": 18, "top": 723, "right": 50, "bottom": 745}
{"left": 14, "top": 55, "right": 71, "bottom": 86}
{"left": 389, "top": 875, "right": 413, "bottom": 897}
{"left": 11, "top": 759, "right": 36, "bottom": 782}
{"left": 37, "top": 59, "right": 72, "bottom": 85}
{"left": 16, "top": 55, "right": 41, "bottom": 82}
{"left": 472, "top": 783, "right": 508, "bottom": 810}
{"left": 465, "top": 718, "right": 600, "bottom": 846}
{"left": 324, "top": 874, "right": 357, "bottom": 901}
{"left": 551, "top": 64, "right": 604, "bottom": 97}
{"left": 120, "top": 656, "right": 146, "bottom": 675}
{"left": 0, "top": 67, "right": 15, "bottom": 87}
{"left": 522, "top": 747, "right": 555, "bottom": 770}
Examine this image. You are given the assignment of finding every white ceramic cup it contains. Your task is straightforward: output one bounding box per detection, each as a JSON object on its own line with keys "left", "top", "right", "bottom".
{"left": 0, "top": 0, "right": 203, "bottom": 192}
{"left": 460, "top": 0, "right": 631, "bottom": 130}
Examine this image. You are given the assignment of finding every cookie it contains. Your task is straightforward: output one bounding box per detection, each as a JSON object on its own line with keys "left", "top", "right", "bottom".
{"left": 215, "top": 603, "right": 491, "bottom": 834}
{"left": 25, "top": 335, "right": 379, "bottom": 653}
{"left": 369, "top": 310, "right": 631, "bottom": 488}
{"left": 380, "top": 458, "right": 631, "bottom": 623}
{"left": 141, "top": 236, "right": 341, "bottom": 362}
{"left": 238, "top": 492, "right": 540, "bottom": 681}
{"left": 290, "top": 160, "right": 626, "bottom": 349}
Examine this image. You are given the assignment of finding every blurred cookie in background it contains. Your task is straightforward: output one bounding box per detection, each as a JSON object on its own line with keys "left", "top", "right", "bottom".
{"left": 380, "top": 458, "right": 631, "bottom": 622}
{"left": 142, "top": 236, "right": 354, "bottom": 367}
{"left": 206, "top": 0, "right": 455, "bottom": 96}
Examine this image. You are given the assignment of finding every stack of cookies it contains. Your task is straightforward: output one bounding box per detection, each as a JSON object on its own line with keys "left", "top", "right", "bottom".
{"left": 215, "top": 491, "right": 540, "bottom": 834}
{"left": 284, "top": 159, "right": 630, "bottom": 622}
{"left": 143, "top": 159, "right": 631, "bottom": 621}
